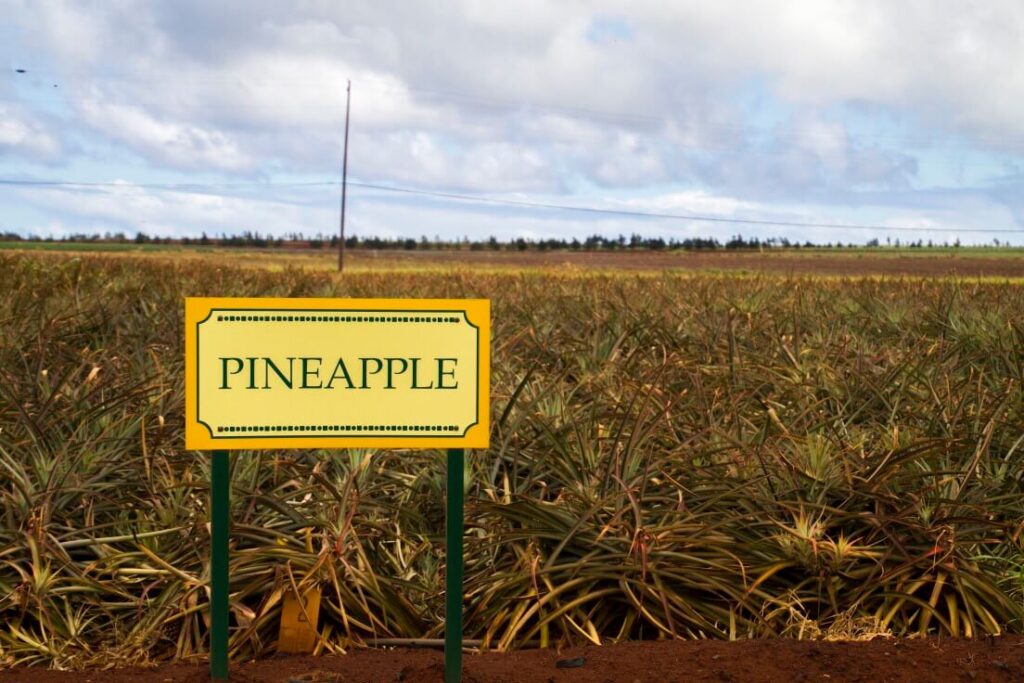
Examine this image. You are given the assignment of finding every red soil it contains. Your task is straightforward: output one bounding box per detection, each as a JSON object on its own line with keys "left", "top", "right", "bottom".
{"left": 3, "top": 638, "right": 1023, "bottom": 683}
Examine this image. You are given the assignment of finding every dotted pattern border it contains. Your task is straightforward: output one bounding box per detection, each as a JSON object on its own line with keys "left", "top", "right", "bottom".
{"left": 216, "top": 424, "right": 460, "bottom": 433}
{"left": 207, "top": 311, "right": 468, "bottom": 438}
{"left": 216, "top": 314, "right": 461, "bottom": 323}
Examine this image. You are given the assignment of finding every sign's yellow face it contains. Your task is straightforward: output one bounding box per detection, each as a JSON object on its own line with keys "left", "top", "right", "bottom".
{"left": 185, "top": 297, "right": 490, "bottom": 450}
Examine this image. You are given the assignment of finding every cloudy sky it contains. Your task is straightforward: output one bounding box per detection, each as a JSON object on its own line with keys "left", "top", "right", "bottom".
{"left": 3, "top": 1, "right": 1024, "bottom": 244}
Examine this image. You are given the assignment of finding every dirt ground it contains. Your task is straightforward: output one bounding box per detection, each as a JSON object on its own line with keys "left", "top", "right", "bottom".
{"left": 3, "top": 638, "right": 1023, "bottom": 683}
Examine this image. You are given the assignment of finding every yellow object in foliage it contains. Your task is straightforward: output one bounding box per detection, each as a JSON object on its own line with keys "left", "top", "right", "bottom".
{"left": 278, "top": 585, "right": 323, "bottom": 654}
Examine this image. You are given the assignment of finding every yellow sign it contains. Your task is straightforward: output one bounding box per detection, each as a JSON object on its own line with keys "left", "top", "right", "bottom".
{"left": 185, "top": 297, "right": 490, "bottom": 450}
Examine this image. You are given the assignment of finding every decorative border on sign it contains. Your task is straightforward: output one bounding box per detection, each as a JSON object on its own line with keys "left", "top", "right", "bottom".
{"left": 216, "top": 314, "right": 462, "bottom": 323}
{"left": 216, "top": 425, "right": 460, "bottom": 433}
{"left": 195, "top": 306, "right": 481, "bottom": 440}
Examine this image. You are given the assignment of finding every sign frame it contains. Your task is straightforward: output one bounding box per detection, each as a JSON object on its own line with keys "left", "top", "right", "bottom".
{"left": 185, "top": 297, "right": 490, "bottom": 450}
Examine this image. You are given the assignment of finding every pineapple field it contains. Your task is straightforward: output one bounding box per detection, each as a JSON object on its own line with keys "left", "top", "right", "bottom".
{"left": 1, "top": 250, "right": 1023, "bottom": 680}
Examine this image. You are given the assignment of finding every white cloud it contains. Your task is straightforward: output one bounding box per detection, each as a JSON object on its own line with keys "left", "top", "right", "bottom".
{"left": 620, "top": 190, "right": 750, "bottom": 216}
{"left": 626, "top": 1, "right": 1024, "bottom": 148}
{"left": 14, "top": 183, "right": 334, "bottom": 237}
{"left": 0, "top": 105, "right": 62, "bottom": 161}
{"left": 4, "top": 1, "right": 1024, "bottom": 240}
{"left": 75, "top": 94, "right": 254, "bottom": 172}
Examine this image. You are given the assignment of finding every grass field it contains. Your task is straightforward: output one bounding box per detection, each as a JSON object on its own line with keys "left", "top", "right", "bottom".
{"left": 0, "top": 241, "right": 191, "bottom": 252}
{"left": 4, "top": 242, "right": 1024, "bottom": 278}
{"left": 1, "top": 250, "right": 1023, "bottom": 668}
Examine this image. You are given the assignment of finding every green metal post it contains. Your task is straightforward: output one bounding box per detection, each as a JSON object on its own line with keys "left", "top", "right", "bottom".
{"left": 210, "top": 450, "right": 230, "bottom": 680}
{"left": 445, "top": 448, "right": 465, "bottom": 683}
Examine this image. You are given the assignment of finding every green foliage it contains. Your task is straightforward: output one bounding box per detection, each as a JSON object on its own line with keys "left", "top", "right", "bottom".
{"left": 1, "top": 253, "right": 1022, "bottom": 667}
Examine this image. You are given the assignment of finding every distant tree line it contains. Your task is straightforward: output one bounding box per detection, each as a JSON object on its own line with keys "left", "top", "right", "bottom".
{"left": 0, "top": 230, "right": 1004, "bottom": 251}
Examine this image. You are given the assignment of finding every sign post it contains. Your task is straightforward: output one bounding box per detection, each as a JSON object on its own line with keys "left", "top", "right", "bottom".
{"left": 445, "top": 448, "right": 464, "bottom": 683}
{"left": 185, "top": 298, "right": 490, "bottom": 682}
{"left": 209, "top": 450, "right": 230, "bottom": 680}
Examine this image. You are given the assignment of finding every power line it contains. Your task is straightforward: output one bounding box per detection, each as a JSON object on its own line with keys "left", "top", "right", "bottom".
{"left": 3, "top": 175, "right": 1022, "bottom": 234}
{"left": 347, "top": 181, "right": 1024, "bottom": 234}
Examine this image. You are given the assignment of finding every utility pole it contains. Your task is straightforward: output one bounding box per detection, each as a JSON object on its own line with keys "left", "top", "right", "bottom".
{"left": 338, "top": 80, "right": 351, "bottom": 272}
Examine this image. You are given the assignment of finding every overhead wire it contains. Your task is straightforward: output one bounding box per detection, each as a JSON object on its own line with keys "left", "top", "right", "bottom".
{"left": 2, "top": 176, "right": 1022, "bottom": 234}
{"left": 4, "top": 69, "right": 1024, "bottom": 235}
{"left": 346, "top": 181, "right": 1024, "bottom": 234}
